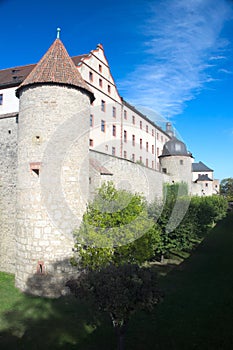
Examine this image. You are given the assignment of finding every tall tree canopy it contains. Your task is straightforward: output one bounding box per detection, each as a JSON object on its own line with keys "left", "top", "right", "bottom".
{"left": 220, "top": 178, "right": 233, "bottom": 200}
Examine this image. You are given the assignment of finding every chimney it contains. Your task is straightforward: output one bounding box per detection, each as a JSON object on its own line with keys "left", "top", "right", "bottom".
{"left": 166, "top": 122, "right": 174, "bottom": 138}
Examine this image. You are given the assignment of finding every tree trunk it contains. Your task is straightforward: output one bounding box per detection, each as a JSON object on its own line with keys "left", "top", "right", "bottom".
{"left": 115, "top": 324, "right": 127, "bottom": 350}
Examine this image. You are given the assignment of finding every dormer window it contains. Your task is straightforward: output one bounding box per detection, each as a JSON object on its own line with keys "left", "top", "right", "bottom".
{"left": 175, "top": 143, "right": 181, "bottom": 151}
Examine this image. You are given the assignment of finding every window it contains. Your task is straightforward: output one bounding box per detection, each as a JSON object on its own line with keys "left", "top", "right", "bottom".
{"left": 132, "top": 154, "right": 135, "bottom": 162}
{"left": 152, "top": 129, "right": 154, "bottom": 137}
{"left": 140, "top": 156, "right": 142, "bottom": 163}
{"left": 30, "top": 162, "right": 41, "bottom": 177}
{"left": 205, "top": 183, "right": 208, "bottom": 187}
{"left": 132, "top": 115, "right": 135, "bottom": 124}
{"left": 108, "top": 84, "right": 111, "bottom": 94}
{"left": 112, "top": 124, "right": 116, "bottom": 136}
{"left": 89, "top": 71, "right": 93, "bottom": 82}
{"left": 157, "top": 132, "right": 159, "bottom": 140}
{"left": 162, "top": 168, "right": 167, "bottom": 174}
{"left": 99, "top": 64, "right": 102, "bottom": 73}
{"left": 180, "top": 159, "right": 183, "bottom": 165}
{"left": 124, "top": 151, "right": 127, "bottom": 159}
{"left": 146, "top": 142, "right": 149, "bottom": 152}
{"left": 124, "top": 130, "right": 127, "bottom": 142}
{"left": 140, "top": 138, "right": 142, "bottom": 149}
{"left": 112, "top": 106, "right": 116, "bottom": 118}
{"left": 161, "top": 135, "right": 163, "bottom": 142}
{"left": 152, "top": 145, "right": 154, "bottom": 154}
{"left": 152, "top": 160, "right": 154, "bottom": 169}
{"left": 146, "top": 125, "right": 148, "bottom": 133}
{"left": 146, "top": 158, "right": 148, "bottom": 167}
{"left": 37, "top": 261, "right": 45, "bottom": 274}
{"left": 132, "top": 134, "right": 135, "bottom": 146}
{"left": 157, "top": 147, "right": 159, "bottom": 156}
{"left": 124, "top": 110, "right": 127, "bottom": 119}
{"left": 101, "top": 120, "right": 106, "bottom": 132}
{"left": 101, "top": 100, "right": 106, "bottom": 112}
{"left": 140, "top": 121, "right": 142, "bottom": 129}
{"left": 90, "top": 114, "right": 94, "bottom": 127}
{"left": 89, "top": 139, "right": 94, "bottom": 147}
{"left": 112, "top": 147, "right": 116, "bottom": 156}
{"left": 0, "top": 94, "right": 3, "bottom": 105}
{"left": 99, "top": 78, "right": 103, "bottom": 88}
{"left": 105, "top": 145, "right": 108, "bottom": 151}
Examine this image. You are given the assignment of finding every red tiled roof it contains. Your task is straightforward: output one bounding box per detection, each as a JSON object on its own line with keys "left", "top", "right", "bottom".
{"left": 0, "top": 55, "right": 87, "bottom": 89}
{"left": 14, "top": 39, "right": 94, "bottom": 101}
{"left": 89, "top": 158, "right": 113, "bottom": 175}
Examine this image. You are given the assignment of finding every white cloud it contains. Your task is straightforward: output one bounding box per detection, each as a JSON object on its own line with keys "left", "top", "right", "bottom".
{"left": 117, "top": 0, "right": 233, "bottom": 119}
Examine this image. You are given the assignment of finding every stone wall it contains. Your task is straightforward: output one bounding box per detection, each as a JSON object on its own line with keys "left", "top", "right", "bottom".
{"left": 15, "top": 85, "right": 91, "bottom": 296}
{"left": 89, "top": 150, "right": 170, "bottom": 202}
{"left": 160, "top": 155, "right": 193, "bottom": 194}
{"left": 0, "top": 114, "right": 18, "bottom": 273}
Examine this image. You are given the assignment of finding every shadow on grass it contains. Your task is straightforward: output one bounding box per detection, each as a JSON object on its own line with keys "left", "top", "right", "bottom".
{"left": 1, "top": 213, "right": 233, "bottom": 349}
{"left": 0, "top": 261, "right": 166, "bottom": 350}
{"left": 0, "top": 262, "right": 115, "bottom": 350}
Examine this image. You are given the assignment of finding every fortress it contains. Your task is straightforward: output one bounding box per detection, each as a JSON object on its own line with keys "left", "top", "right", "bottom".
{"left": 0, "top": 33, "right": 219, "bottom": 296}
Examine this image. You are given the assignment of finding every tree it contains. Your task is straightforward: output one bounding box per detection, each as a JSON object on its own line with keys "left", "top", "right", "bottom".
{"left": 220, "top": 178, "right": 233, "bottom": 200}
{"left": 148, "top": 184, "right": 228, "bottom": 260}
{"left": 148, "top": 183, "right": 189, "bottom": 261}
{"left": 66, "top": 264, "right": 163, "bottom": 350}
{"left": 72, "top": 182, "right": 160, "bottom": 270}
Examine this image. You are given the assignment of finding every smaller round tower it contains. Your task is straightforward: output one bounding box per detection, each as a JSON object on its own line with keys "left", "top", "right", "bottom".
{"left": 159, "top": 137, "right": 193, "bottom": 193}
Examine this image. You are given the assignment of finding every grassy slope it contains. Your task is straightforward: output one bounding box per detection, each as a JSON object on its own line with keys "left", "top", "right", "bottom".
{"left": 1, "top": 213, "right": 233, "bottom": 349}
{"left": 127, "top": 212, "right": 233, "bottom": 349}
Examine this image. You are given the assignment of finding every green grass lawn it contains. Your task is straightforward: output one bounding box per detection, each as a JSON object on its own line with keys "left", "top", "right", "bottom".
{"left": 1, "top": 213, "right": 233, "bottom": 349}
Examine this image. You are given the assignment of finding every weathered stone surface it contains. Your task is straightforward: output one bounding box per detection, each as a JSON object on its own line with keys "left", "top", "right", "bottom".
{"left": 0, "top": 115, "right": 18, "bottom": 273}
{"left": 15, "top": 84, "right": 90, "bottom": 295}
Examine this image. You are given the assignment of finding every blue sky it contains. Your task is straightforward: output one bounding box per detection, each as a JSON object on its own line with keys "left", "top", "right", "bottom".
{"left": 1, "top": 0, "right": 233, "bottom": 181}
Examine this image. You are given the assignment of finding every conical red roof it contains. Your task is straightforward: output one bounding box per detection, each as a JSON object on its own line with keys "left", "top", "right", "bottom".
{"left": 16, "top": 38, "right": 94, "bottom": 102}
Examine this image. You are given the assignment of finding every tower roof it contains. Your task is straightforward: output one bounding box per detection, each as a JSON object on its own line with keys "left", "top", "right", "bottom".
{"left": 159, "top": 137, "right": 192, "bottom": 158}
{"left": 16, "top": 38, "right": 94, "bottom": 102}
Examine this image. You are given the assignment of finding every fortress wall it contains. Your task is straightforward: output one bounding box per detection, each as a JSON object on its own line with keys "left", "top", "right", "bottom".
{"left": 89, "top": 150, "right": 170, "bottom": 202}
{"left": 0, "top": 115, "right": 18, "bottom": 273}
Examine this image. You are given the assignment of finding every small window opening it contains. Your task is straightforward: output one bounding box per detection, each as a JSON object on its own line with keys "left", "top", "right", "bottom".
{"left": 8, "top": 129, "right": 11, "bottom": 134}
{"left": 30, "top": 162, "right": 41, "bottom": 177}
{"left": 33, "top": 169, "right": 40, "bottom": 176}
{"left": 37, "top": 261, "right": 45, "bottom": 274}
{"left": 162, "top": 168, "right": 167, "bottom": 174}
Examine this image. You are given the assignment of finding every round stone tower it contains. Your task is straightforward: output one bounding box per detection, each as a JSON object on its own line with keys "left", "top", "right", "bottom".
{"left": 15, "top": 36, "right": 94, "bottom": 296}
{"left": 159, "top": 137, "right": 193, "bottom": 194}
